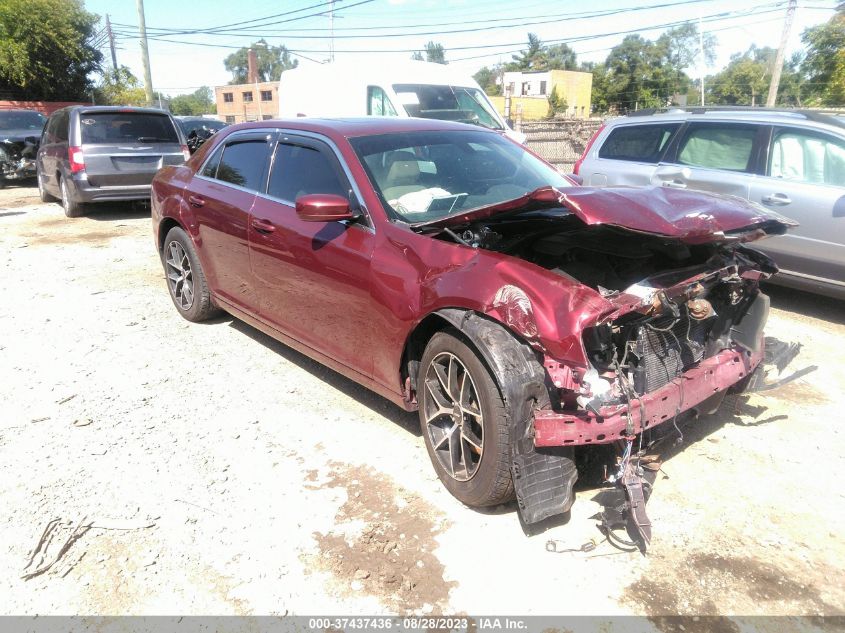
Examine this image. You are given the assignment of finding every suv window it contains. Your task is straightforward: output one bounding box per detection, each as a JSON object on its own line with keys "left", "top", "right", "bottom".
{"left": 79, "top": 112, "right": 178, "bottom": 144}
{"left": 598, "top": 123, "right": 680, "bottom": 163}
{"left": 55, "top": 111, "right": 69, "bottom": 142}
{"left": 677, "top": 123, "right": 757, "bottom": 172}
{"left": 215, "top": 140, "right": 268, "bottom": 191}
{"left": 268, "top": 143, "right": 348, "bottom": 202}
{"left": 770, "top": 128, "right": 845, "bottom": 187}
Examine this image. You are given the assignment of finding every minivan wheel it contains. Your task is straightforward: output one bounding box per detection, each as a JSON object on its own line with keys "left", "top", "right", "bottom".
{"left": 418, "top": 330, "right": 514, "bottom": 507}
{"left": 37, "top": 170, "right": 56, "bottom": 202}
{"left": 60, "top": 176, "right": 84, "bottom": 217}
{"left": 162, "top": 226, "right": 219, "bottom": 322}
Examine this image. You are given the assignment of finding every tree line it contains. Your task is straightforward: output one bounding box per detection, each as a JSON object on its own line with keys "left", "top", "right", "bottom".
{"left": 1, "top": 0, "right": 843, "bottom": 114}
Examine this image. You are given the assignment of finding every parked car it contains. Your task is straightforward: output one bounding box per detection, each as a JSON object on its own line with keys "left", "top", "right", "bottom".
{"left": 176, "top": 117, "right": 228, "bottom": 155}
{"left": 574, "top": 107, "right": 845, "bottom": 299}
{"left": 277, "top": 59, "right": 526, "bottom": 144}
{"left": 0, "top": 109, "right": 45, "bottom": 187}
{"left": 151, "top": 118, "right": 793, "bottom": 526}
{"left": 37, "top": 106, "right": 188, "bottom": 217}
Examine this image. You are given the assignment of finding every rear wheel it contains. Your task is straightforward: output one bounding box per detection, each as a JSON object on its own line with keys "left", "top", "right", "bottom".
{"left": 163, "top": 226, "right": 219, "bottom": 322}
{"left": 60, "top": 176, "right": 84, "bottom": 217}
{"left": 418, "top": 330, "right": 513, "bottom": 507}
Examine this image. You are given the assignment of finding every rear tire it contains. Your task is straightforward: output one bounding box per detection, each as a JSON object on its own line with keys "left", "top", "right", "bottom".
{"left": 162, "top": 226, "right": 219, "bottom": 322}
{"left": 60, "top": 176, "right": 84, "bottom": 217}
{"left": 418, "top": 330, "right": 514, "bottom": 507}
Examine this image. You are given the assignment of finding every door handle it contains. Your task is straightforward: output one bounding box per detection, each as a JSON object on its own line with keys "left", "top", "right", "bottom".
{"left": 251, "top": 218, "right": 276, "bottom": 233}
{"left": 761, "top": 193, "right": 791, "bottom": 206}
{"left": 662, "top": 179, "right": 687, "bottom": 189}
{"left": 188, "top": 195, "right": 205, "bottom": 208}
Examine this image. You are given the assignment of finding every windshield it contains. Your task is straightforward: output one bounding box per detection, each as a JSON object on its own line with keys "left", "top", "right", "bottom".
{"left": 0, "top": 111, "right": 46, "bottom": 131}
{"left": 392, "top": 84, "right": 504, "bottom": 131}
{"left": 178, "top": 118, "right": 226, "bottom": 135}
{"left": 350, "top": 130, "right": 571, "bottom": 223}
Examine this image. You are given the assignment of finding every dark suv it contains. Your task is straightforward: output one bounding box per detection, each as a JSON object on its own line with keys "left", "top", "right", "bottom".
{"left": 36, "top": 106, "right": 188, "bottom": 217}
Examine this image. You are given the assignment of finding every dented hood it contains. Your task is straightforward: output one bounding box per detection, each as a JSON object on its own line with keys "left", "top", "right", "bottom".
{"left": 415, "top": 186, "right": 797, "bottom": 243}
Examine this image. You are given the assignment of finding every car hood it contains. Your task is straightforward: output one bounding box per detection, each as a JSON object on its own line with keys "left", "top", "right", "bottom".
{"left": 414, "top": 186, "right": 798, "bottom": 243}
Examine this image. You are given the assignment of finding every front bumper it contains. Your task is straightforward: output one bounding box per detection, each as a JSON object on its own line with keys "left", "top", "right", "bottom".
{"left": 1, "top": 158, "right": 36, "bottom": 180}
{"left": 533, "top": 343, "right": 763, "bottom": 447}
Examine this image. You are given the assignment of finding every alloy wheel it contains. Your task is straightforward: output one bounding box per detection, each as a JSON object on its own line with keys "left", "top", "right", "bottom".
{"left": 60, "top": 179, "right": 69, "bottom": 213}
{"left": 165, "top": 240, "right": 194, "bottom": 310}
{"left": 422, "top": 351, "right": 484, "bottom": 481}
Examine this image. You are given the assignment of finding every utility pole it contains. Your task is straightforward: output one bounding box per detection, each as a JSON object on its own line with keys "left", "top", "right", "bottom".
{"left": 329, "top": 0, "right": 335, "bottom": 62}
{"left": 766, "top": 0, "right": 797, "bottom": 107}
{"left": 699, "top": 16, "right": 705, "bottom": 106}
{"left": 106, "top": 14, "right": 118, "bottom": 70}
{"left": 136, "top": 0, "right": 154, "bottom": 106}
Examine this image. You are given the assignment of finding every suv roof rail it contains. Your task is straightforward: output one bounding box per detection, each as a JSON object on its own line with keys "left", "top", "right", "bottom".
{"left": 624, "top": 106, "right": 845, "bottom": 128}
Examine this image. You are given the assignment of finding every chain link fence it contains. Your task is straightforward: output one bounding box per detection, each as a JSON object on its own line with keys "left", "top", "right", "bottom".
{"left": 521, "top": 119, "right": 605, "bottom": 173}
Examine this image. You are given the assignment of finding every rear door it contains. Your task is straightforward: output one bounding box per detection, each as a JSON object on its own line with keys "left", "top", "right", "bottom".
{"left": 583, "top": 121, "right": 681, "bottom": 186}
{"left": 186, "top": 131, "right": 274, "bottom": 312}
{"left": 78, "top": 111, "right": 184, "bottom": 187}
{"left": 655, "top": 121, "right": 765, "bottom": 198}
{"left": 748, "top": 125, "right": 845, "bottom": 290}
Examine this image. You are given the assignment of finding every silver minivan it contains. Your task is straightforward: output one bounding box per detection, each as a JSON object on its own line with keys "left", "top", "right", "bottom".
{"left": 37, "top": 106, "right": 188, "bottom": 217}
{"left": 575, "top": 108, "right": 845, "bottom": 299}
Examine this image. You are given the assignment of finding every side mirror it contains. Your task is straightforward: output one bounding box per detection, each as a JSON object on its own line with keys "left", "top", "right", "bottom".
{"left": 295, "top": 193, "right": 356, "bottom": 222}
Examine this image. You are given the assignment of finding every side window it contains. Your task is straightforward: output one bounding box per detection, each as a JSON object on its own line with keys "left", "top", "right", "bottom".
{"left": 367, "top": 86, "right": 398, "bottom": 116}
{"left": 211, "top": 140, "right": 268, "bottom": 191}
{"left": 55, "top": 111, "right": 69, "bottom": 142}
{"left": 267, "top": 143, "right": 349, "bottom": 202}
{"left": 598, "top": 124, "right": 680, "bottom": 163}
{"left": 43, "top": 115, "right": 57, "bottom": 143}
{"left": 677, "top": 124, "right": 757, "bottom": 172}
{"left": 201, "top": 143, "right": 224, "bottom": 178}
{"left": 769, "top": 128, "right": 845, "bottom": 187}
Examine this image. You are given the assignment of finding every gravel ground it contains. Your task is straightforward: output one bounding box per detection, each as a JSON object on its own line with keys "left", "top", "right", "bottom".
{"left": 1, "top": 184, "right": 844, "bottom": 622}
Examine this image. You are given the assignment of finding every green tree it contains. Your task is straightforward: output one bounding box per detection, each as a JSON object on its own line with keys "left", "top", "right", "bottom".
{"left": 547, "top": 86, "right": 567, "bottom": 117}
{"left": 655, "top": 24, "right": 716, "bottom": 100}
{"left": 410, "top": 51, "right": 424, "bottom": 61}
{"left": 0, "top": 0, "right": 102, "bottom": 100}
{"left": 545, "top": 43, "right": 578, "bottom": 70}
{"left": 507, "top": 33, "right": 546, "bottom": 70}
{"left": 424, "top": 41, "right": 446, "bottom": 64}
{"left": 581, "top": 61, "right": 611, "bottom": 113}
{"left": 170, "top": 86, "right": 215, "bottom": 115}
{"left": 801, "top": 7, "right": 845, "bottom": 105}
{"left": 92, "top": 66, "right": 146, "bottom": 106}
{"left": 604, "top": 35, "right": 666, "bottom": 111}
{"left": 224, "top": 39, "right": 298, "bottom": 83}
{"left": 708, "top": 46, "right": 774, "bottom": 106}
{"left": 473, "top": 66, "right": 502, "bottom": 95}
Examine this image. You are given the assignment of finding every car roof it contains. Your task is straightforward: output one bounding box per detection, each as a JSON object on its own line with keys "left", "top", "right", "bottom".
{"left": 606, "top": 106, "right": 845, "bottom": 133}
{"left": 228, "top": 117, "right": 492, "bottom": 139}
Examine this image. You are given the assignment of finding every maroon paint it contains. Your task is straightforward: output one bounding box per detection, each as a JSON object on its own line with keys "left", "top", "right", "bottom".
{"left": 152, "top": 118, "right": 784, "bottom": 450}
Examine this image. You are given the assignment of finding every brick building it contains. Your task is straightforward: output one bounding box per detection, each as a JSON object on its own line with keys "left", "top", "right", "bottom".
{"left": 214, "top": 48, "right": 278, "bottom": 123}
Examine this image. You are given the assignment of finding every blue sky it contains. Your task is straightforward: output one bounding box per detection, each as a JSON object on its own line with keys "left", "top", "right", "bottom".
{"left": 83, "top": 0, "right": 838, "bottom": 96}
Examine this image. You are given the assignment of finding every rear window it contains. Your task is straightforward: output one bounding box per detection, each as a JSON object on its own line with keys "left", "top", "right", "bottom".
{"left": 598, "top": 124, "right": 680, "bottom": 163}
{"left": 677, "top": 124, "right": 757, "bottom": 172}
{"left": 215, "top": 140, "right": 268, "bottom": 191}
{"left": 80, "top": 112, "right": 179, "bottom": 144}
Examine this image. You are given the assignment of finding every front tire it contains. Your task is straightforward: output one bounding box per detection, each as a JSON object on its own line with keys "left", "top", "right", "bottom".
{"left": 162, "top": 226, "right": 219, "bottom": 322}
{"left": 418, "top": 330, "right": 514, "bottom": 507}
{"left": 60, "top": 176, "right": 84, "bottom": 217}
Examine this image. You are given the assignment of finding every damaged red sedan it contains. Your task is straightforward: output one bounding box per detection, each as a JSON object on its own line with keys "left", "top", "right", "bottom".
{"left": 151, "top": 118, "right": 794, "bottom": 530}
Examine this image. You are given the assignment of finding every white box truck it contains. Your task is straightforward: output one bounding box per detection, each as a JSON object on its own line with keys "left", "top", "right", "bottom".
{"left": 277, "top": 59, "right": 526, "bottom": 144}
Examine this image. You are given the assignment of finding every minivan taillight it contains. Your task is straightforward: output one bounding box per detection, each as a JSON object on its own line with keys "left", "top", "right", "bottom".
{"left": 181, "top": 144, "right": 190, "bottom": 161}
{"left": 68, "top": 146, "right": 85, "bottom": 173}
{"left": 573, "top": 124, "right": 605, "bottom": 176}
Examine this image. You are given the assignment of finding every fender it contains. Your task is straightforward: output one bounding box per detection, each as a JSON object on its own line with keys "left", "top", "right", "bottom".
{"left": 433, "top": 309, "right": 578, "bottom": 525}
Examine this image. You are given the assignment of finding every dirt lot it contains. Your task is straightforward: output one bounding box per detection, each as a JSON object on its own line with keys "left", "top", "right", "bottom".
{"left": 1, "top": 184, "right": 844, "bottom": 621}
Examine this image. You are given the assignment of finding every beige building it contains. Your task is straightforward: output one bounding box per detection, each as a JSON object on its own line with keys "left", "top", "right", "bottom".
{"left": 490, "top": 69, "right": 593, "bottom": 120}
{"left": 214, "top": 81, "right": 278, "bottom": 124}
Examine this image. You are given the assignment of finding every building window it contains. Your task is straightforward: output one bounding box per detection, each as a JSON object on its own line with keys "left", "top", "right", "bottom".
{"left": 262, "top": 115, "right": 273, "bottom": 120}
{"left": 540, "top": 81, "right": 547, "bottom": 95}
{"left": 242, "top": 91, "right": 253, "bottom": 102}
{"left": 225, "top": 115, "right": 236, "bottom": 123}
{"left": 261, "top": 90, "right": 273, "bottom": 102}
{"left": 223, "top": 92, "right": 233, "bottom": 103}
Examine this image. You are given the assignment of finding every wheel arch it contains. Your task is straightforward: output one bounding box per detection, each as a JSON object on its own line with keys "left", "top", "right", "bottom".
{"left": 158, "top": 217, "right": 186, "bottom": 254}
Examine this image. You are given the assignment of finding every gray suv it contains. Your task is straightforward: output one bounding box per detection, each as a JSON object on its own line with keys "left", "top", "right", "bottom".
{"left": 36, "top": 106, "right": 188, "bottom": 217}
{"left": 574, "top": 107, "right": 845, "bottom": 299}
